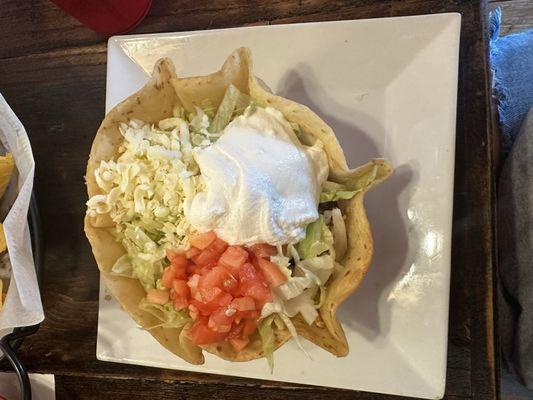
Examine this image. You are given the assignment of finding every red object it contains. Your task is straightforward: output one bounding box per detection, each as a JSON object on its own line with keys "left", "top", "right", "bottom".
{"left": 255, "top": 257, "right": 288, "bottom": 287}
{"left": 157, "top": 233, "right": 285, "bottom": 348}
{"left": 189, "top": 317, "right": 227, "bottom": 345}
{"left": 250, "top": 243, "right": 277, "bottom": 258}
{"left": 189, "top": 231, "right": 217, "bottom": 250}
{"left": 218, "top": 246, "right": 249, "bottom": 272}
{"left": 49, "top": 0, "right": 152, "bottom": 35}
{"left": 161, "top": 266, "right": 176, "bottom": 288}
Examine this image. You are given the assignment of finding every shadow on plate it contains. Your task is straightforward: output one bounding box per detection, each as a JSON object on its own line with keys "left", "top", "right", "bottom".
{"left": 339, "top": 164, "right": 415, "bottom": 340}
{"left": 275, "top": 64, "right": 384, "bottom": 166}
{"left": 275, "top": 64, "right": 414, "bottom": 340}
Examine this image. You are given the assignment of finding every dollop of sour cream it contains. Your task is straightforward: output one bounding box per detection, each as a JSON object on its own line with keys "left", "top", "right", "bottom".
{"left": 186, "top": 107, "right": 328, "bottom": 246}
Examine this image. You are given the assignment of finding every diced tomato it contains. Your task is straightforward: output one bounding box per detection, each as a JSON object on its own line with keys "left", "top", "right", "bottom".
{"left": 194, "top": 266, "right": 213, "bottom": 276}
{"left": 193, "top": 246, "right": 219, "bottom": 267}
{"left": 161, "top": 266, "right": 175, "bottom": 289}
{"left": 189, "top": 318, "right": 227, "bottom": 345}
{"left": 173, "top": 296, "right": 189, "bottom": 310}
{"left": 166, "top": 249, "right": 186, "bottom": 263}
{"left": 242, "top": 319, "right": 257, "bottom": 337}
{"left": 256, "top": 257, "right": 287, "bottom": 287}
{"left": 235, "top": 309, "right": 260, "bottom": 323}
{"left": 146, "top": 289, "right": 169, "bottom": 305}
{"left": 240, "top": 281, "right": 272, "bottom": 304}
{"left": 209, "top": 238, "right": 229, "bottom": 257}
{"left": 213, "top": 291, "right": 233, "bottom": 307}
{"left": 200, "top": 266, "right": 232, "bottom": 290}
{"left": 165, "top": 232, "right": 275, "bottom": 351}
{"left": 236, "top": 262, "right": 272, "bottom": 305}
{"left": 172, "top": 279, "right": 190, "bottom": 299}
{"left": 198, "top": 266, "right": 236, "bottom": 301}
{"left": 230, "top": 296, "right": 256, "bottom": 311}
{"left": 229, "top": 337, "right": 249, "bottom": 351}
{"left": 187, "top": 274, "right": 202, "bottom": 302}
{"left": 170, "top": 253, "right": 188, "bottom": 269}
{"left": 219, "top": 246, "right": 249, "bottom": 272}
{"left": 250, "top": 243, "right": 277, "bottom": 259}
{"left": 191, "top": 300, "right": 213, "bottom": 316}
{"left": 186, "top": 247, "right": 201, "bottom": 259}
{"left": 190, "top": 231, "right": 217, "bottom": 250}
{"left": 200, "top": 286, "right": 223, "bottom": 303}
{"left": 222, "top": 275, "right": 239, "bottom": 295}
{"left": 187, "top": 274, "right": 201, "bottom": 289}
{"left": 170, "top": 263, "right": 187, "bottom": 280}
{"left": 208, "top": 307, "right": 236, "bottom": 333}
{"left": 186, "top": 262, "right": 198, "bottom": 274}
{"left": 189, "top": 304, "right": 200, "bottom": 320}
{"left": 192, "top": 291, "right": 233, "bottom": 315}
{"left": 227, "top": 321, "right": 244, "bottom": 339}
{"left": 238, "top": 263, "right": 260, "bottom": 283}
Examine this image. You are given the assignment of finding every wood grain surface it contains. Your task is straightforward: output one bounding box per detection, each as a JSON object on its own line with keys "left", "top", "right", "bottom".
{"left": 0, "top": 0, "right": 496, "bottom": 399}
{"left": 489, "top": 0, "right": 533, "bottom": 35}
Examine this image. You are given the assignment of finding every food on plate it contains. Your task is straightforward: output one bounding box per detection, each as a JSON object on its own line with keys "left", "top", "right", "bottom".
{"left": 85, "top": 48, "right": 392, "bottom": 366}
{"left": 0, "top": 153, "right": 14, "bottom": 198}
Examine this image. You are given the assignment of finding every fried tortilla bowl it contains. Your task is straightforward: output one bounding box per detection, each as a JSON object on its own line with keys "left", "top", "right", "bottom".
{"left": 85, "top": 48, "right": 392, "bottom": 365}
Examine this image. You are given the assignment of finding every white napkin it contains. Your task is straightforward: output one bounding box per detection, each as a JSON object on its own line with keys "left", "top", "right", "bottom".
{"left": 0, "top": 373, "right": 55, "bottom": 400}
{"left": 0, "top": 94, "right": 43, "bottom": 330}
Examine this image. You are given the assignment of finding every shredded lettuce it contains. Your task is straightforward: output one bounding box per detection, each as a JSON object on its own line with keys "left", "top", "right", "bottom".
{"left": 114, "top": 223, "right": 165, "bottom": 289}
{"left": 296, "top": 215, "right": 334, "bottom": 260}
{"left": 330, "top": 208, "right": 347, "bottom": 260}
{"left": 267, "top": 242, "right": 335, "bottom": 330}
{"left": 275, "top": 277, "right": 311, "bottom": 300}
{"left": 264, "top": 225, "right": 336, "bottom": 330}
{"left": 209, "top": 84, "right": 251, "bottom": 133}
{"left": 287, "top": 243, "right": 300, "bottom": 265}
{"left": 258, "top": 315, "right": 277, "bottom": 372}
{"left": 320, "top": 189, "right": 359, "bottom": 203}
{"left": 320, "top": 180, "right": 359, "bottom": 202}
{"left": 87, "top": 116, "right": 215, "bottom": 291}
{"left": 257, "top": 314, "right": 287, "bottom": 372}
{"left": 111, "top": 252, "right": 164, "bottom": 294}
{"left": 298, "top": 254, "right": 334, "bottom": 284}
{"left": 172, "top": 105, "right": 186, "bottom": 119}
{"left": 269, "top": 248, "right": 292, "bottom": 278}
{"left": 198, "top": 98, "right": 216, "bottom": 119}
{"left": 320, "top": 165, "right": 379, "bottom": 203}
{"left": 111, "top": 254, "right": 133, "bottom": 277}
{"left": 189, "top": 106, "right": 210, "bottom": 135}
{"left": 284, "top": 292, "right": 318, "bottom": 325}
{"left": 259, "top": 304, "right": 307, "bottom": 367}
{"left": 138, "top": 298, "right": 191, "bottom": 329}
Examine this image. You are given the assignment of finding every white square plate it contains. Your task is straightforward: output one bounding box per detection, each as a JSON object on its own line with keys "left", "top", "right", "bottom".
{"left": 98, "top": 13, "right": 460, "bottom": 399}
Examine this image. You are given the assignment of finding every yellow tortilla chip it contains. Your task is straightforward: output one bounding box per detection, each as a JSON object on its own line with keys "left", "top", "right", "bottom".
{"left": 85, "top": 59, "right": 203, "bottom": 365}
{"left": 0, "top": 223, "right": 6, "bottom": 253}
{"left": 85, "top": 48, "right": 392, "bottom": 364}
{"left": 0, "top": 153, "right": 14, "bottom": 199}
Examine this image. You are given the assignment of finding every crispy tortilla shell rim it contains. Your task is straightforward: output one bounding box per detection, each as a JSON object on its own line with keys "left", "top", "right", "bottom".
{"left": 85, "top": 48, "right": 392, "bottom": 364}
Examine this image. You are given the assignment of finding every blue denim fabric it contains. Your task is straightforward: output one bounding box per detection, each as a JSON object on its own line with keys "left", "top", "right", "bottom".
{"left": 490, "top": 8, "right": 533, "bottom": 155}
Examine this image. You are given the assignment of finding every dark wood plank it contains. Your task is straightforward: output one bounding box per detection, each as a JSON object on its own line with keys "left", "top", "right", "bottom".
{"left": 54, "top": 375, "right": 472, "bottom": 400}
{"left": 0, "top": 0, "right": 496, "bottom": 399}
{"left": 0, "top": 0, "right": 435, "bottom": 59}
{"left": 450, "top": 2, "right": 497, "bottom": 399}
{"left": 489, "top": 0, "right": 533, "bottom": 35}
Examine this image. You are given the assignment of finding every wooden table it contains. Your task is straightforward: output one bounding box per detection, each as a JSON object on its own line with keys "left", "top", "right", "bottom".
{"left": 0, "top": 0, "right": 497, "bottom": 399}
